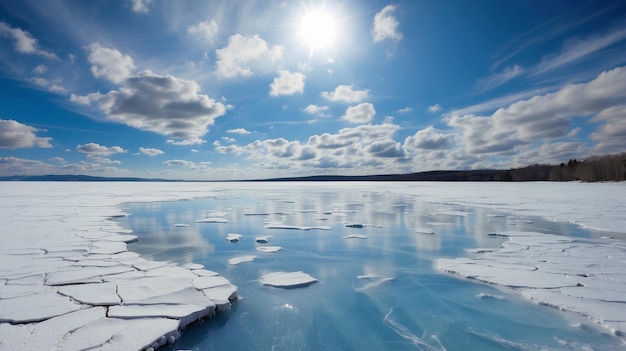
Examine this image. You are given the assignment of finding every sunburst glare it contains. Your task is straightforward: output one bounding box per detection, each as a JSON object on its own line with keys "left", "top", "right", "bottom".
{"left": 299, "top": 9, "right": 337, "bottom": 55}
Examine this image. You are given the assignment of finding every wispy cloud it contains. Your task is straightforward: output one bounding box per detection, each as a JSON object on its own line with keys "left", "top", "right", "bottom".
{"left": 0, "top": 22, "right": 58, "bottom": 60}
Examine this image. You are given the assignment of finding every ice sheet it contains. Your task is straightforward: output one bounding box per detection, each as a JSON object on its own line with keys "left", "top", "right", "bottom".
{"left": 260, "top": 271, "right": 318, "bottom": 288}
{"left": 437, "top": 230, "right": 626, "bottom": 335}
{"left": 1, "top": 181, "right": 625, "bottom": 349}
{"left": 0, "top": 182, "right": 240, "bottom": 350}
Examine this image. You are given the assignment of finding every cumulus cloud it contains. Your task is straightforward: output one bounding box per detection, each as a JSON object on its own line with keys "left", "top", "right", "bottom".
{"left": 302, "top": 104, "right": 331, "bottom": 117}
{"left": 404, "top": 126, "right": 452, "bottom": 150}
{"left": 372, "top": 5, "right": 402, "bottom": 42}
{"left": 215, "top": 34, "right": 283, "bottom": 79}
{"left": 590, "top": 105, "right": 626, "bottom": 153}
{"left": 188, "top": 20, "right": 218, "bottom": 43}
{"left": 129, "top": 0, "right": 152, "bottom": 13}
{"left": 0, "top": 22, "right": 58, "bottom": 60}
{"left": 77, "top": 143, "right": 126, "bottom": 157}
{"left": 269, "top": 70, "right": 305, "bottom": 96}
{"left": 87, "top": 43, "right": 135, "bottom": 84}
{"left": 33, "top": 64, "right": 47, "bottom": 74}
{"left": 447, "top": 66, "right": 626, "bottom": 156}
{"left": 341, "top": 103, "right": 376, "bottom": 124}
{"left": 217, "top": 123, "right": 408, "bottom": 173}
{"left": 163, "top": 159, "right": 195, "bottom": 167}
{"left": 28, "top": 77, "right": 66, "bottom": 94}
{"left": 227, "top": 128, "right": 251, "bottom": 135}
{"left": 398, "top": 107, "right": 412, "bottom": 113}
{"left": 73, "top": 68, "right": 227, "bottom": 145}
{"left": 321, "top": 85, "right": 369, "bottom": 103}
{"left": 0, "top": 119, "right": 53, "bottom": 149}
{"left": 138, "top": 147, "right": 164, "bottom": 156}
{"left": 428, "top": 104, "right": 442, "bottom": 113}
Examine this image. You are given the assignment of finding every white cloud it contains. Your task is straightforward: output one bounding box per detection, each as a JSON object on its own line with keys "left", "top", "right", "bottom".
{"left": 404, "top": 126, "right": 452, "bottom": 150}
{"left": 321, "top": 85, "right": 369, "bottom": 103}
{"left": 28, "top": 77, "right": 66, "bottom": 94}
{"left": 0, "top": 119, "right": 53, "bottom": 149}
{"left": 215, "top": 34, "right": 283, "bottom": 79}
{"left": 188, "top": 20, "right": 218, "bottom": 43}
{"left": 398, "top": 107, "right": 412, "bottom": 113}
{"left": 163, "top": 159, "right": 195, "bottom": 167}
{"left": 33, "top": 64, "right": 47, "bottom": 74}
{"left": 372, "top": 5, "right": 402, "bottom": 42}
{"left": 216, "top": 124, "right": 409, "bottom": 173}
{"left": 87, "top": 43, "right": 135, "bottom": 84}
{"left": 302, "top": 105, "right": 331, "bottom": 117}
{"left": 129, "top": 0, "right": 152, "bottom": 13}
{"left": 535, "top": 26, "right": 626, "bottom": 75}
{"left": 428, "top": 104, "right": 442, "bottom": 113}
{"left": 76, "top": 143, "right": 127, "bottom": 158}
{"left": 447, "top": 66, "right": 626, "bottom": 156}
{"left": 227, "top": 128, "right": 251, "bottom": 135}
{"left": 590, "top": 105, "right": 626, "bottom": 154}
{"left": 341, "top": 103, "right": 376, "bottom": 124}
{"left": 478, "top": 64, "right": 524, "bottom": 91}
{"left": 0, "top": 22, "right": 58, "bottom": 60}
{"left": 138, "top": 147, "right": 164, "bottom": 156}
{"left": 269, "top": 70, "right": 305, "bottom": 96}
{"left": 73, "top": 69, "right": 227, "bottom": 145}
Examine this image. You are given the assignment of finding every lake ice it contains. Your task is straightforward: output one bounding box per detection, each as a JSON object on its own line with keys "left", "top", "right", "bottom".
{"left": 1, "top": 181, "right": 625, "bottom": 350}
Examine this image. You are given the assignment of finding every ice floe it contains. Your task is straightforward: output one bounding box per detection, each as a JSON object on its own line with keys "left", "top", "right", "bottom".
{"left": 344, "top": 234, "right": 367, "bottom": 239}
{"left": 414, "top": 227, "right": 434, "bottom": 234}
{"left": 228, "top": 255, "right": 257, "bottom": 265}
{"left": 260, "top": 271, "right": 318, "bottom": 288}
{"left": 225, "top": 233, "right": 242, "bottom": 242}
{"left": 256, "top": 246, "right": 282, "bottom": 253}
{"left": 265, "top": 223, "right": 331, "bottom": 230}
{"left": 194, "top": 217, "right": 229, "bottom": 223}
{"left": 255, "top": 235, "right": 273, "bottom": 243}
{"left": 437, "top": 231, "right": 626, "bottom": 335}
{"left": 0, "top": 182, "right": 238, "bottom": 350}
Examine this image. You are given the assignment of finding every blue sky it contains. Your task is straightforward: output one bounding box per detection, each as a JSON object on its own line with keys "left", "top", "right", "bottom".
{"left": 1, "top": 0, "right": 625, "bottom": 180}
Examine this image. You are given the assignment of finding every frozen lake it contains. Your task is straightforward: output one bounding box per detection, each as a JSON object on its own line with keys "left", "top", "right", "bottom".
{"left": 1, "top": 181, "right": 625, "bottom": 350}
{"left": 118, "top": 184, "right": 626, "bottom": 350}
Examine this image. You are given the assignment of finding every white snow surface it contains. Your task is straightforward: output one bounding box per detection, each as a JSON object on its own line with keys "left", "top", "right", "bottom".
{"left": 1, "top": 181, "right": 625, "bottom": 348}
{"left": 0, "top": 182, "right": 241, "bottom": 351}
{"left": 260, "top": 271, "right": 318, "bottom": 288}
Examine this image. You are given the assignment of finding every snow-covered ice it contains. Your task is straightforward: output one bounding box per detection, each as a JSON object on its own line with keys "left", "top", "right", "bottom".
{"left": 1, "top": 181, "right": 625, "bottom": 349}
{"left": 228, "top": 255, "right": 257, "bottom": 265}
{"left": 260, "top": 271, "right": 318, "bottom": 288}
{"left": 256, "top": 246, "right": 282, "bottom": 253}
{"left": 255, "top": 235, "right": 272, "bottom": 243}
{"left": 0, "top": 182, "right": 239, "bottom": 350}
{"left": 225, "top": 233, "right": 242, "bottom": 242}
{"left": 344, "top": 234, "right": 367, "bottom": 239}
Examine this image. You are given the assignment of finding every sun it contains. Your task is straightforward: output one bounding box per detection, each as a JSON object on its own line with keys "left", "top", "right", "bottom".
{"left": 299, "top": 10, "right": 337, "bottom": 52}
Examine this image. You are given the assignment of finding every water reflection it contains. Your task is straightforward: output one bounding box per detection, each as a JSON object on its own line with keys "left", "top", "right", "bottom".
{"left": 118, "top": 188, "right": 622, "bottom": 351}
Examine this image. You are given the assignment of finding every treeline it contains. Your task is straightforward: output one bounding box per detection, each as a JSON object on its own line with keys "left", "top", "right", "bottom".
{"left": 501, "top": 152, "right": 626, "bottom": 182}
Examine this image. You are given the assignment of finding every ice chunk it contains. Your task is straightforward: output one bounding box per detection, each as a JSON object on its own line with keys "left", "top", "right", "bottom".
{"left": 0, "top": 291, "right": 83, "bottom": 323}
{"left": 256, "top": 246, "right": 282, "bottom": 253}
{"left": 183, "top": 263, "right": 204, "bottom": 270}
{"left": 194, "top": 217, "right": 229, "bottom": 223}
{"left": 345, "top": 223, "right": 364, "bottom": 228}
{"left": 174, "top": 223, "right": 190, "bottom": 227}
{"left": 57, "top": 282, "right": 121, "bottom": 305}
{"left": 226, "top": 233, "right": 242, "bottom": 242}
{"left": 193, "top": 276, "right": 231, "bottom": 290}
{"left": 344, "top": 234, "right": 367, "bottom": 239}
{"left": 260, "top": 271, "right": 318, "bottom": 288}
{"left": 58, "top": 316, "right": 180, "bottom": 351}
{"left": 132, "top": 260, "right": 169, "bottom": 271}
{"left": 202, "top": 284, "right": 239, "bottom": 310}
{"left": 108, "top": 304, "right": 214, "bottom": 329}
{"left": 255, "top": 235, "right": 273, "bottom": 243}
{"left": 228, "top": 255, "right": 257, "bottom": 265}
{"left": 414, "top": 227, "right": 434, "bottom": 234}
{"left": 265, "top": 223, "right": 331, "bottom": 230}
{"left": 192, "top": 269, "right": 219, "bottom": 277}
{"left": 45, "top": 265, "right": 133, "bottom": 285}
